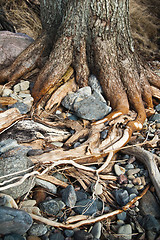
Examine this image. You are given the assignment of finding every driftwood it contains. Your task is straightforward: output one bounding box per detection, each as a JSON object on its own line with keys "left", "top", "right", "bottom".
{"left": 122, "top": 146, "right": 160, "bottom": 200}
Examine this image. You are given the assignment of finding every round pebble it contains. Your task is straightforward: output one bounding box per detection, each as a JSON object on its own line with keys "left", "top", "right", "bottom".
{"left": 117, "top": 211, "right": 127, "bottom": 221}
{"left": 118, "top": 224, "right": 132, "bottom": 240}
{"left": 91, "top": 222, "right": 102, "bottom": 239}
{"left": 133, "top": 177, "right": 142, "bottom": 185}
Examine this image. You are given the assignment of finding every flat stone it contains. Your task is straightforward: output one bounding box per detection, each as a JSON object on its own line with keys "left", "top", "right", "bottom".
{"left": 0, "top": 206, "right": 33, "bottom": 235}
{"left": 49, "top": 232, "right": 64, "bottom": 240}
{"left": 8, "top": 102, "right": 30, "bottom": 114}
{"left": 39, "top": 199, "right": 60, "bottom": 215}
{"left": 0, "top": 31, "right": 33, "bottom": 70}
{"left": 28, "top": 223, "right": 48, "bottom": 236}
{"left": 0, "top": 141, "right": 34, "bottom": 199}
{"left": 139, "top": 190, "right": 160, "bottom": 218}
{"left": 127, "top": 168, "right": 140, "bottom": 176}
{"left": 114, "top": 164, "right": 125, "bottom": 176}
{"left": 74, "top": 230, "right": 93, "bottom": 240}
{"left": 4, "top": 233, "right": 25, "bottom": 240}
{"left": 74, "top": 199, "right": 98, "bottom": 215}
{"left": 61, "top": 185, "right": 77, "bottom": 208}
{"left": 36, "top": 178, "right": 57, "bottom": 195}
{"left": 118, "top": 224, "right": 132, "bottom": 240}
{"left": 91, "top": 222, "right": 102, "bottom": 239}
{"left": 114, "top": 189, "right": 129, "bottom": 206}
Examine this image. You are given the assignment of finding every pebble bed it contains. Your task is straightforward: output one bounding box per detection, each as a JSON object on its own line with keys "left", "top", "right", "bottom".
{"left": 0, "top": 81, "right": 160, "bottom": 240}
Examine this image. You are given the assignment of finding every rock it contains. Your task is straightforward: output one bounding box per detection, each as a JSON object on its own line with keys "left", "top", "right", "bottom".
{"left": 76, "top": 190, "right": 88, "bottom": 201}
{"left": 149, "top": 114, "right": 160, "bottom": 123}
{"left": 118, "top": 174, "right": 128, "bottom": 184}
{"left": 0, "top": 140, "right": 34, "bottom": 199}
{"left": 100, "top": 129, "right": 109, "bottom": 139}
{"left": 139, "top": 190, "right": 160, "bottom": 218}
{"left": 20, "top": 200, "right": 36, "bottom": 208}
{"left": 27, "top": 237, "right": 41, "bottom": 240}
{"left": 74, "top": 199, "right": 98, "bottom": 215}
{"left": 39, "top": 199, "right": 60, "bottom": 215}
{"left": 140, "top": 214, "right": 160, "bottom": 232}
{"left": 74, "top": 230, "right": 93, "bottom": 240}
{"left": 88, "top": 75, "right": 102, "bottom": 94}
{"left": 129, "top": 193, "right": 137, "bottom": 201}
{"left": 73, "top": 95, "right": 111, "bottom": 120}
{"left": 133, "top": 177, "right": 142, "bottom": 185}
{"left": 125, "top": 187, "right": 138, "bottom": 195}
{"left": 0, "top": 31, "right": 33, "bottom": 70}
{"left": 13, "top": 84, "right": 21, "bottom": 93}
{"left": 127, "top": 168, "right": 140, "bottom": 176}
{"left": 125, "top": 163, "right": 134, "bottom": 170}
{"left": 64, "top": 229, "right": 74, "bottom": 237}
{"left": 0, "top": 206, "right": 33, "bottom": 235}
{"left": 20, "top": 80, "right": 30, "bottom": 91}
{"left": 91, "top": 182, "right": 103, "bottom": 195}
{"left": 35, "top": 178, "right": 57, "bottom": 195}
{"left": 155, "top": 104, "right": 160, "bottom": 112}
{"left": 91, "top": 222, "right": 102, "bottom": 239}
{"left": 114, "top": 189, "right": 129, "bottom": 206}
{"left": 2, "top": 88, "right": 13, "bottom": 97}
{"left": 117, "top": 212, "right": 127, "bottom": 221}
{"left": 28, "top": 223, "right": 48, "bottom": 236}
{"left": 3, "top": 233, "right": 25, "bottom": 240}
{"left": 114, "top": 164, "right": 125, "bottom": 176}
{"left": 61, "top": 185, "right": 77, "bottom": 208}
{"left": 0, "top": 139, "right": 18, "bottom": 154}
{"left": 8, "top": 102, "right": 30, "bottom": 114}
{"left": 118, "top": 224, "right": 132, "bottom": 240}
{"left": 52, "top": 172, "right": 68, "bottom": 183}
{"left": 49, "top": 232, "right": 64, "bottom": 240}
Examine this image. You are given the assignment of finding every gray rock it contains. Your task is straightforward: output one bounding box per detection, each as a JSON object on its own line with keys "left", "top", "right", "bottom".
{"left": 52, "top": 172, "right": 68, "bottom": 183}
{"left": 74, "top": 230, "right": 93, "bottom": 240}
{"left": 74, "top": 199, "right": 98, "bottom": 215}
{"left": 91, "top": 222, "right": 102, "bottom": 239}
{"left": 73, "top": 95, "right": 111, "bottom": 120}
{"left": 155, "top": 104, "right": 160, "bottom": 112}
{"left": 0, "top": 139, "right": 18, "bottom": 154}
{"left": 8, "top": 102, "right": 30, "bottom": 114}
{"left": 76, "top": 190, "right": 88, "bottom": 202}
{"left": 88, "top": 75, "right": 102, "bottom": 94}
{"left": 149, "top": 114, "right": 160, "bottom": 123}
{"left": 139, "top": 190, "right": 160, "bottom": 218}
{"left": 61, "top": 185, "right": 77, "bottom": 208}
{"left": 0, "top": 140, "right": 34, "bottom": 199}
{"left": 0, "top": 31, "right": 33, "bottom": 70}
{"left": 4, "top": 233, "right": 25, "bottom": 240}
{"left": 39, "top": 199, "right": 60, "bottom": 215}
{"left": 114, "top": 189, "right": 129, "bottom": 206}
{"left": 117, "top": 212, "right": 127, "bottom": 221}
{"left": 0, "top": 206, "right": 33, "bottom": 235}
{"left": 28, "top": 223, "right": 48, "bottom": 236}
{"left": 64, "top": 229, "right": 74, "bottom": 237}
{"left": 140, "top": 214, "right": 160, "bottom": 232}
{"left": 36, "top": 178, "right": 57, "bottom": 195}
{"left": 49, "top": 232, "right": 64, "bottom": 240}
{"left": 118, "top": 224, "right": 132, "bottom": 240}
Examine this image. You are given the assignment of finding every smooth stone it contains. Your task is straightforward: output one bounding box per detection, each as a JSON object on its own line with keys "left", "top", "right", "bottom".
{"left": 149, "top": 114, "right": 160, "bottom": 123}
{"left": 133, "top": 177, "right": 142, "bottom": 185}
{"left": 92, "top": 90, "right": 107, "bottom": 103}
{"left": 0, "top": 31, "right": 33, "bottom": 70}
{"left": 61, "top": 185, "right": 77, "bottom": 208}
{"left": 126, "top": 183, "right": 134, "bottom": 188}
{"left": 73, "top": 142, "right": 81, "bottom": 148}
{"left": 135, "top": 185, "right": 144, "bottom": 191}
{"left": 114, "top": 164, "right": 125, "bottom": 176}
{"left": 88, "top": 75, "right": 102, "bottom": 94}
{"left": 140, "top": 214, "right": 160, "bottom": 232}
{"left": 52, "top": 141, "right": 63, "bottom": 147}
{"left": 39, "top": 199, "right": 60, "bottom": 215}
{"left": 91, "top": 183, "right": 103, "bottom": 195}
{"left": 64, "top": 229, "right": 74, "bottom": 237}
{"left": 52, "top": 172, "right": 68, "bottom": 183}
{"left": 54, "top": 198, "right": 66, "bottom": 210}
{"left": 2, "top": 88, "right": 13, "bottom": 97}
{"left": 100, "top": 129, "right": 108, "bottom": 139}
{"left": 20, "top": 80, "right": 30, "bottom": 91}
{"left": 73, "top": 95, "right": 111, "bottom": 121}
{"left": 74, "top": 230, "right": 93, "bottom": 240}
{"left": 20, "top": 200, "right": 36, "bottom": 208}
{"left": 155, "top": 104, "right": 160, "bottom": 112}
{"left": 125, "top": 163, "right": 134, "bottom": 170}
{"left": 76, "top": 190, "right": 88, "bottom": 201}
{"left": 13, "top": 84, "right": 21, "bottom": 93}
{"left": 127, "top": 168, "right": 140, "bottom": 176}
{"left": 36, "top": 178, "right": 57, "bottom": 195}
{"left": 19, "top": 93, "right": 31, "bottom": 98}
{"left": 4, "top": 233, "right": 25, "bottom": 240}
{"left": 0, "top": 139, "right": 18, "bottom": 154}
{"left": 10, "top": 93, "right": 23, "bottom": 101}
{"left": 129, "top": 193, "right": 137, "bottom": 201}
{"left": 117, "top": 220, "right": 125, "bottom": 226}
{"left": 91, "top": 222, "right": 102, "bottom": 239}
{"left": 49, "top": 232, "right": 64, "bottom": 240}
{"left": 118, "top": 174, "right": 128, "bottom": 184}
{"left": 117, "top": 211, "right": 127, "bottom": 221}
{"left": 8, "top": 102, "right": 30, "bottom": 114}
{"left": 0, "top": 142, "right": 34, "bottom": 199}
{"left": 0, "top": 206, "right": 32, "bottom": 235}
{"left": 114, "top": 189, "right": 129, "bottom": 206}
{"left": 28, "top": 223, "right": 48, "bottom": 236}
{"left": 125, "top": 187, "right": 138, "bottom": 195}
{"left": 118, "top": 224, "right": 132, "bottom": 240}
{"left": 74, "top": 199, "right": 98, "bottom": 215}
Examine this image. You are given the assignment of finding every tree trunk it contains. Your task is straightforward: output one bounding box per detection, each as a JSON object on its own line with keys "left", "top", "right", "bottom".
{"left": 0, "top": 0, "right": 159, "bottom": 136}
